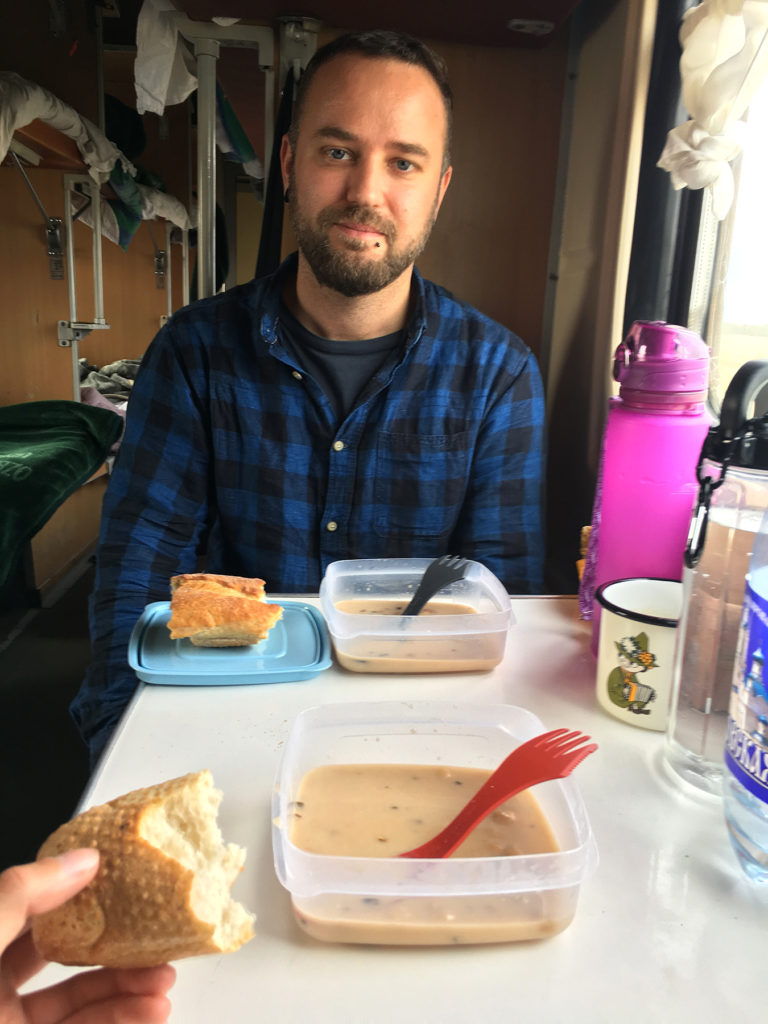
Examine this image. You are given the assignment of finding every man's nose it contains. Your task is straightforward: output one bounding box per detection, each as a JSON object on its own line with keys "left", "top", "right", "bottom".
{"left": 344, "top": 156, "right": 384, "bottom": 207}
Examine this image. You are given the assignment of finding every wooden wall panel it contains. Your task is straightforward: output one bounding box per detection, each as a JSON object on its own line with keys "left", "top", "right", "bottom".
{"left": 0, "top": 167, "right": 189, "bottom": 402}
{"left": 418, "top": 35, "right": 568, "bottom": 357}
{"left": 0, "top": 169, "right": 77, "bottom": 404}
{"left": 95, "top": 220, "right": 187, "bottom": 367}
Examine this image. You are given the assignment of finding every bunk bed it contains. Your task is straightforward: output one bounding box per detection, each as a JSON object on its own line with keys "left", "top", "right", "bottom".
{"left": 1, "top": 70, "right": 193, "bottom": 396}
{"left": 0, "top": 71, "right": 194, "bottom": 598}
{"left": 0, "top": 6, "right": 307, "bottom": 599}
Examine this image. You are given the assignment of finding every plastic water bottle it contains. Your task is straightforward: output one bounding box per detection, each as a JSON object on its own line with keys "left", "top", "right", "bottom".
{"left": 664, "top": 360, "right": 768, "bottom": 795}
{"left": 723, "top": 505, "right": 768, "bottom": 883}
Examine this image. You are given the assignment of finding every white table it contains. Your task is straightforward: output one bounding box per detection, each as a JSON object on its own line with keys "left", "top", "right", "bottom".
{"left": 31, "top": 597, "right": 766, "bottom": 1022}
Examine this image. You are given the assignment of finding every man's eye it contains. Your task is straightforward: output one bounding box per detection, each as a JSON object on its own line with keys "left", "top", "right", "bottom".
{"left": 328, "top": 148, "right": 348, "bottom": 161}
{"left": 394, "top": 159, "right": 414, "bottom": 172}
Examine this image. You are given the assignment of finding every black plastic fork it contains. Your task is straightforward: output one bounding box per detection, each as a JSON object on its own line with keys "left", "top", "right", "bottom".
{"left": 401, "top": 555, "right": 470, "bottom": 616}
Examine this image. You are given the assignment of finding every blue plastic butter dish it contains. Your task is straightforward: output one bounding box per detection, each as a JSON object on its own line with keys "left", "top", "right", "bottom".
{"left": 128, "top": 600, "right": 331, "bottom": 685}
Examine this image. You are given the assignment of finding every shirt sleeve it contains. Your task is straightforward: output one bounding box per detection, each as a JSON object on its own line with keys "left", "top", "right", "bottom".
{"left": 449, "top": 348, "right": 546, "bottom": 595}
{"left": 70, "top": 322, "right": 212, "bottom": 761}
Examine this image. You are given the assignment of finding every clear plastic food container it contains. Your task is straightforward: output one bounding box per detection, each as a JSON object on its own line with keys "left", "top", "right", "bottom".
{"left": 319, "top": 558, "right": 513, "bottom": 673}
{"left": 272, "top": 701, "right": 598, "bottom": 946}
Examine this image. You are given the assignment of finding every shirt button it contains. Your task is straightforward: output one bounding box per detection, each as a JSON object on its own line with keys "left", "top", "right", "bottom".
{"left": 326, "top": 520, "right": 338, "bottom": 532}
{"left": 291, "top": 370, "right": 303, "bottom": 381}
{"left": 332, "top": 440, "right": 345, "bottom": 452}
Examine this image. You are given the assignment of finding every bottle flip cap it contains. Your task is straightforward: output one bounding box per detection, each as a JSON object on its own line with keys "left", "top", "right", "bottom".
{"left": 701, "top": 359, "right": 768, "bottom": 471}
{"left": 613, "top": 321, "right": 710, "bottom": 407}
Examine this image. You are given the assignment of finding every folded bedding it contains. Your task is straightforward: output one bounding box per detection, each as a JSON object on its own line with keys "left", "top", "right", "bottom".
{"left": 0, "top": 400, "right": 123, "bottom": 589}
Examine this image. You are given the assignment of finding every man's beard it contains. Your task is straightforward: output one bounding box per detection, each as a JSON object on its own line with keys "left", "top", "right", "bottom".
{"left": 287, "top": 182, "right": 438, "bottom": 297}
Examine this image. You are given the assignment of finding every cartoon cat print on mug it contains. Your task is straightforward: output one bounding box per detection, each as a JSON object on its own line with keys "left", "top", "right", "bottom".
{"left": 595, "top": 578, "right": 683, "bottom": 731}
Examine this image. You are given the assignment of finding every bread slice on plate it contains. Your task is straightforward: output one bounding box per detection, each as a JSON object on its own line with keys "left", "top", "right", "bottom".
{"left": 167, "top": 573, "right": 283, "bottom": 647}
{"left": 32, "top": 770, "right": 255, "bottom": 968}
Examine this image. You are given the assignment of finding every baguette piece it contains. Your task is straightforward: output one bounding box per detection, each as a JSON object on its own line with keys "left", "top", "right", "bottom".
{"left": 168, "top": 573, "right": 283, "bottom": 647}
{"left": 32, "top": 771, "right": 255, "bottom": 968}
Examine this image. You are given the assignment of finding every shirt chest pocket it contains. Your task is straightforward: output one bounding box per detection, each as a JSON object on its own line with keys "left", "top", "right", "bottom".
{"left": 374, "top": 430, "right": 472, "bottom": 538}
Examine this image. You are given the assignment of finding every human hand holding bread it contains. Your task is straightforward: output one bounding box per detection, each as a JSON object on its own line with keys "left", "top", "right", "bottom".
{"left": 0, "top": 848, "right": 175, "bottom": 1023}
{"left": 0, "top": 769, "right": 254, "bottom": 1023}
{"left": 31, "top": 771, "right": 255, "bottom": 969}
{"left": 1, "top": 573, "right": 269, "bottom": 1019}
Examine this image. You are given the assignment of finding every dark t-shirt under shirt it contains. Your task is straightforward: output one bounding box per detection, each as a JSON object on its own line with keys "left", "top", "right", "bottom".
{"left": 279, "top": 302, "right": 403, "bottom": 421}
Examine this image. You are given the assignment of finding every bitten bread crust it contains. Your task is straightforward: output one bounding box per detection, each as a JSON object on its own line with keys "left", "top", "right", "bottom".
{"left": 167, "top": 573, "right": 283, "bottom": 647}
{"left": 32, "top": 772, "right": 255, "bottom": 968}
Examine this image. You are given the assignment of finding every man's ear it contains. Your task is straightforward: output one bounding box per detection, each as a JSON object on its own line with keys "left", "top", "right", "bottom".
{"left": 435, "top": 164, "right": 453, "bottom": 216}
{"left": 279, "top": 134, "right": 293, "bottom": 193}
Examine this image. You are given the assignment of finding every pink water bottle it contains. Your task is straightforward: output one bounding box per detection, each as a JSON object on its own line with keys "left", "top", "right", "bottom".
{"left": 584, "top": 321, "right": 712, "bottom": 653}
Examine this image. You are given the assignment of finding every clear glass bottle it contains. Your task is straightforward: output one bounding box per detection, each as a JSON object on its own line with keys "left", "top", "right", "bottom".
{"left": 723, "top": 506, "right": 768, "bottom": 883}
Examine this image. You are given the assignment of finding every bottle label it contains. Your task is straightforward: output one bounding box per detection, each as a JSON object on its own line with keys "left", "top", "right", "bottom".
{"left": 725, "top": 579, "right": 768, "bottom": 803}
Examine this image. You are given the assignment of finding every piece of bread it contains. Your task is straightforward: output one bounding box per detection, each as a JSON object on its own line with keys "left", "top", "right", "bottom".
{"left": 32, "top": 771, "right": 255, "bottom": 968}
{"left": 167, "top": 573, "right": 283, "bottom": 647}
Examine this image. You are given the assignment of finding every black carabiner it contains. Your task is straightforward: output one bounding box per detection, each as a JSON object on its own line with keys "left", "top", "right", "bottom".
{"left": 684, "top": 475, "right": 715, "bottom": 568}
{"left": 684, "top": 427, "right": 746, "bottom": 568}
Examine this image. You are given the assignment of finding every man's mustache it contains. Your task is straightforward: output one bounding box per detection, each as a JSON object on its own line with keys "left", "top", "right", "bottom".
{"left": 317, "top": 204, "right": 396, "bottom": 243}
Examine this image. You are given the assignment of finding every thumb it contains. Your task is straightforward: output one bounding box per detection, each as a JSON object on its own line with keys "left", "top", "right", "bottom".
{"left": 0, "top": 849, "right": 100, "bottom": 950}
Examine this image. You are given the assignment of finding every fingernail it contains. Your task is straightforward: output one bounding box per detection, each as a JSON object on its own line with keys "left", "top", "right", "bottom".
{"left": 54, "top": 848, "right": 100, "bottom": 876}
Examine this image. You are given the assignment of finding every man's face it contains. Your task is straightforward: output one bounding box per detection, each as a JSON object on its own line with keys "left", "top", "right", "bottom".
{"left": 281, "top": 54, "right": 452, "bottom": 297}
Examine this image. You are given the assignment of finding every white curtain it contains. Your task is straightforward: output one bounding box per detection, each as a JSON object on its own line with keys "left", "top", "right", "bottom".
{"left": 658, "top": 0, "right": 768, "bottom": 219}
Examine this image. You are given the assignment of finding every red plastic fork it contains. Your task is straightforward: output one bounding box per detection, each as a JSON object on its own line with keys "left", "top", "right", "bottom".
{"left": 399, "top": 728, "right": 598, "bottom": 859}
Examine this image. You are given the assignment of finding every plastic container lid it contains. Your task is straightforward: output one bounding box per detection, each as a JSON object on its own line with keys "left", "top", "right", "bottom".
{"left": 128, "top": 600, "right": 331, "bottom": 685}
{"left": 613, "top": 321, "right": 710, "bottom": 406}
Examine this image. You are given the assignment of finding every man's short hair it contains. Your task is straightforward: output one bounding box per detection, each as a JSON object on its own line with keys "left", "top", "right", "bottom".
{"left": 289, "top": 29, "right": 453, "bottom": 171}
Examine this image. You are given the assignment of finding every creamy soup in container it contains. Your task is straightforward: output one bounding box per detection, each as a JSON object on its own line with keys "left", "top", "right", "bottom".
{"left": 320, "top": 560, "right": 513, "bottom": 674}
{"left": 287, "top": 763, "right": 563, "bottom": 944}
{"left": 272, "top": 701, "right": 598, "bottom": 946}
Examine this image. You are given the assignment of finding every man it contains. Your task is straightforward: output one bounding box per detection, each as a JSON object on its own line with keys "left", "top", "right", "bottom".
{"left": 71, "top": 30, "right": 546, "bottom": 763}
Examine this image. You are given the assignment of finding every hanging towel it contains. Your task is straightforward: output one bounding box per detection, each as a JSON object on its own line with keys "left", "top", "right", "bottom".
{"left": 134, "top": 0, "right": 199, "bottom": 117}
{"left": 134, "top": 0, "right": 263, "bottom": 177}
{"left": 216, "top": 84, "right": 264, "bottom": 180}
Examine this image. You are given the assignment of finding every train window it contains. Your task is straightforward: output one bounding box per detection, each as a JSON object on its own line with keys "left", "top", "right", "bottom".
{"left": 625, "top": 2, "right": 768, "bottom": 417}
{"left": 688, "top": 81, "right": 768, "bottom": 407}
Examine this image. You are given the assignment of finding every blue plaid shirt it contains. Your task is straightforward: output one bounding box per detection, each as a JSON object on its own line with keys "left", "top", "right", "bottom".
{"left": 71, "top": 253, "right": 545, "bottom": 759}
